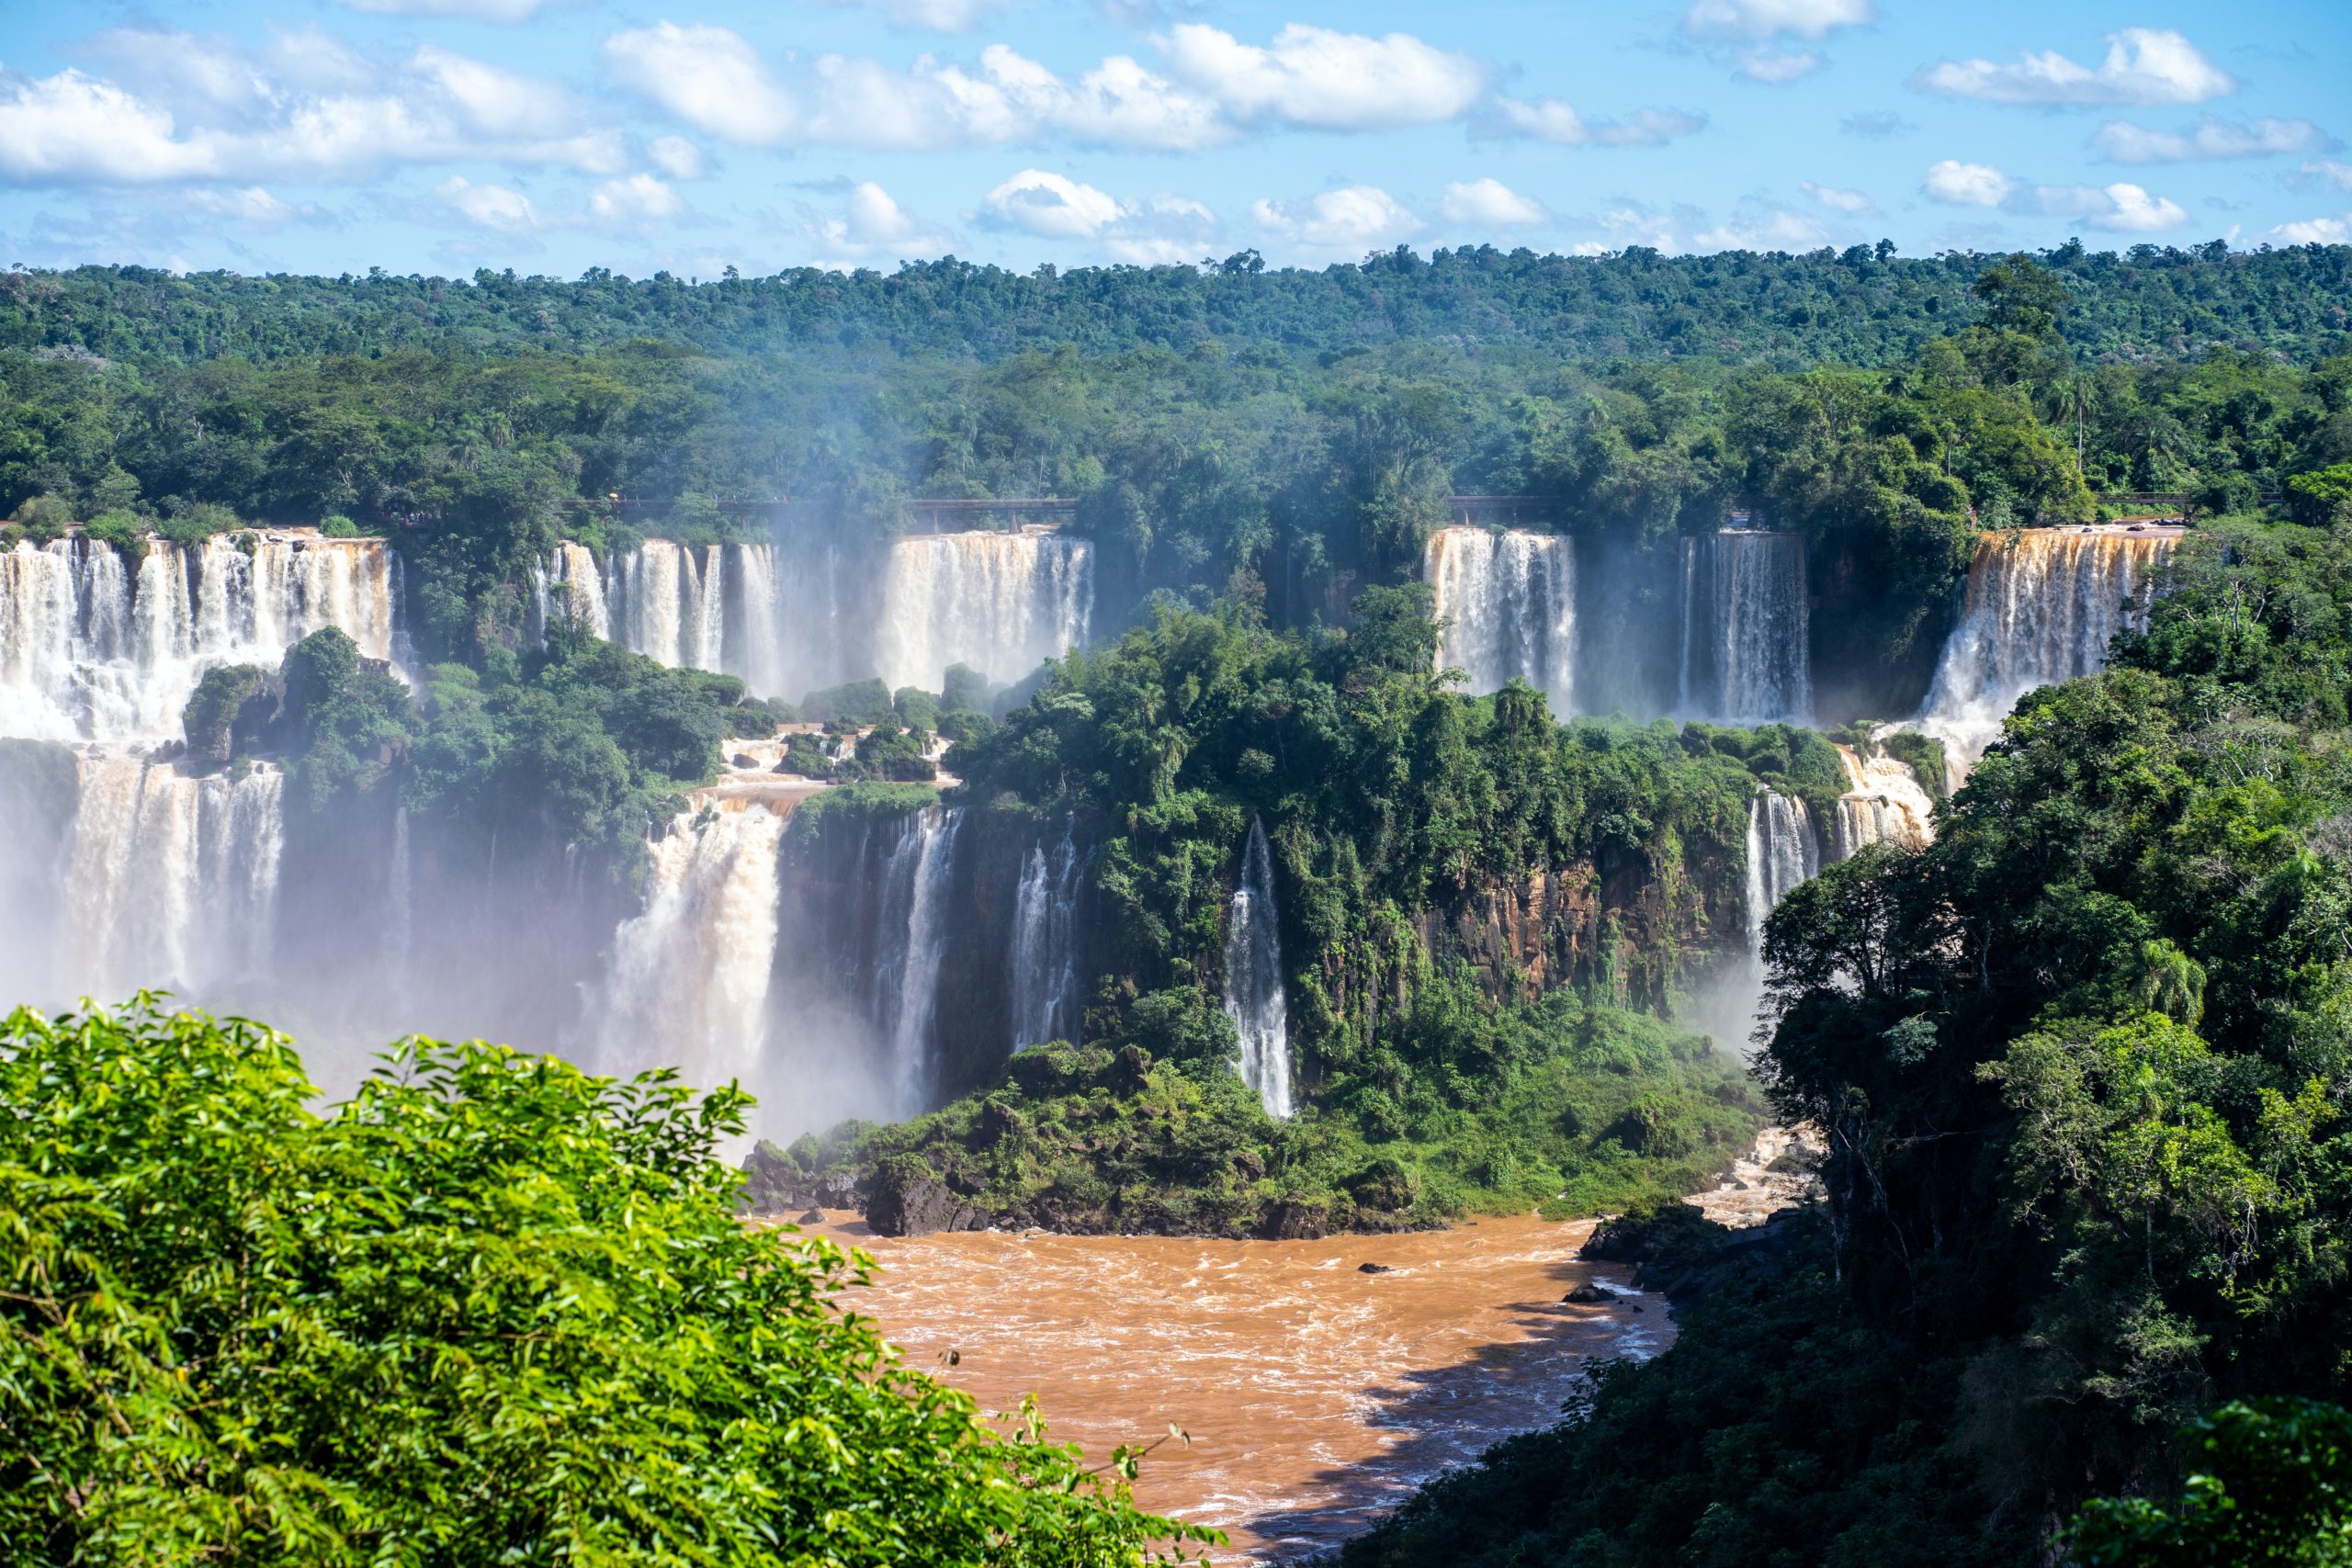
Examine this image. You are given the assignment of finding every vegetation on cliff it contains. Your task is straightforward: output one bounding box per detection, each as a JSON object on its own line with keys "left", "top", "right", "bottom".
{"left": 0, "top": 997, "right": 1206, "bottom": 1565}
{"left": 1345, "top": 512, "right": 2352, "bottom": 1562}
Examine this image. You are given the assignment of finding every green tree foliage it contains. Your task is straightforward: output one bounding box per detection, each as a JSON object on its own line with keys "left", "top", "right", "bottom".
{"left": 0, "top": 997, "right": 1209, "bottom": 1566}
{"left": 2068, "top": 1399, "right": 2352, "bottom": 1566}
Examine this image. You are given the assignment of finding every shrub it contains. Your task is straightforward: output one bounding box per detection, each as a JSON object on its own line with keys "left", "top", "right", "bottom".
{"left": 154, "top": 499, "right": 242, "bottom": 546}
{"left": 320, "top": 512, "right": 361, "bottom": 537}
{"left": 80, "top": 509, "right": 148, "bottom": 555}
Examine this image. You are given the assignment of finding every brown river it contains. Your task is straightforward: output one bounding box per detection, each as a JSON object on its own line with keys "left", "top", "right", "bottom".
{"left": 805, "top": 1213, "right": 1669, "bottom": 1562}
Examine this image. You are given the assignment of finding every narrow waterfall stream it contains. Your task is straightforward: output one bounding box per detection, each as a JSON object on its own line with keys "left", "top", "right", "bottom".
{"left": 1710, "top": 530, "right": 1812, "bottom": 725}
{"left": 1224, "top": 817, "right": 1293, "bottom": 1120}
{"left": 1743, "top": 790, "right": 1818, "bottom": 953}
{"left": 1008, "top": 827, "right": 1087, "bottom": 1050}
{"left": 873, "top": 806, "right": 967, "bottom": 1113}
{"left": 1423, "top": 526, "right": 1576, "bottom": 705}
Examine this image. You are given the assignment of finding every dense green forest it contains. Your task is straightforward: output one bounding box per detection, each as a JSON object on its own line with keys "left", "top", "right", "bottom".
{"left": 6, "top": 242, "right": 2349, "bottom": 368}
{"left": 1341, "top": 514, "right": 2352, "bottom": 1562}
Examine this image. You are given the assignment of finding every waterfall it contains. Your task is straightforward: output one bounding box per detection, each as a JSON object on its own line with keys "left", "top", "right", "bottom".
{"left": 536, "top": 541, "right": 610, "bottom": 642}
{"left": 557, "top": 539, "right": 797, "bottom": 701}
{"left": 1423, "top": 526, "right": 1575, "bottom": 705}
{"left": 594, "top": 802, "right": 786, "bottom": 1091}
{"left": 875, "top": 532, "right": 1093, "bottom": 693}
{"left": 388, "top": 805, "right": 413, "bottom": 986}
{"left": 0, "top": 532, "right": 403, "bottom": 746}
{"left": 1743, "top": 790, "right": 1818, "bottom": 953}
{"left": 1827, "top": 745, "right": 1937, "bottom": 860}
{"left": 63, "top": 753, "right": 284, "bottom": 999}
{"left": 865, "top": 807, "right": 965, "bottom": 1111}
{"left": 1223, "top": 817, "right": 1293, "bottom": 1120}
{"left": 1712, "top": 531, "right": 1811, "bottom": 726}
{"left": 1007, "top": 827, "right": 1087, "bottom": 1049}
{"left": 1676, "top": 535, "right": 1701, "bottom": 714}
{"left": 1920, "top": 528, "right": 2177, "bottom": 771}
{"left": 729, "top": 542, "right": 788, "bottom": 701}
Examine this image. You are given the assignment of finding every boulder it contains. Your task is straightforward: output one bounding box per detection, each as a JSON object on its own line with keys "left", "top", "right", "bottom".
{"left": 1563, "top": 1283, "right": 1617, "bottom": 1304}
{"left": 1357, "top": 1262, "right": 1395, "bottom": 1275}
{"left": 865, "top": 1173, "right": 988, "bottom": 1238}
{"left": 1259, "top": 1199, "right": 1330, "bottom": 1241}
{"left": 795, "top": 1208, "right": 825, "bottom": 1225}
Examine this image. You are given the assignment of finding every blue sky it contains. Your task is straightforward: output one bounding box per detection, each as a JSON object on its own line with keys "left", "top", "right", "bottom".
{"left": 0, "top": 0, "right": 2346, "bottom": 276}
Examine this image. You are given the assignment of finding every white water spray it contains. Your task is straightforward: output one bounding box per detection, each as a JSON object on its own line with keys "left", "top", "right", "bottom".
{"left": 875, "top": 532, "right": 1092, "bottom": 693}
{"left": 1224, "top": 817, "right": 1293, "bottom": 1120}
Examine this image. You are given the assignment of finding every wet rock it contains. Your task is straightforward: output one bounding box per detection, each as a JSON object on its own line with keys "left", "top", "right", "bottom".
{"left": 865, "top": 1168, "right": 989, "bottom": 1238}
{"left": 1563, "top": 1283, "right": 1616, "bottom": 1304}
{"left": 730, "top": 752, "right": 759, "bottom": 769}
{"left": 1358, "top": 1263, "right": 1395, "bottom": 1275}
{"left": 1259, "top": 1200, "right": 1329, "bottom": 1241}
{"left": 795, "top": 1208, "right": 825, "bottom": 1225}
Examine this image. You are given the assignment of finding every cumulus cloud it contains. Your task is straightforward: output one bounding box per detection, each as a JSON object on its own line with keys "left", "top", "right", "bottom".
{"left": 1692, "top": 208, "right": 1830, "bottom": 251}
{"left": 2091, "top": 116, "right": 2332, "bottom": 164}
{"left": 810, "top": 180, "right": 955, "bottom": 264}
{"left": 1801, "top": 179, "right": 1875, "bottom": 214}
{"left": 589, "top": 174, "right": 684, "bottom": 223}
{"left": 1922, "top": 159, "right": 2188, "bottom": 231}
{"left": 1490, "top": 97, "right": 1705, "bottom": 148}
{"left": 980, "top": 168, "right": 1218, "bottom": 263}
{"left": 1563, "top": 199, "right": 1826, "bottom": 255}
{"left": 0, "top": 31, "right": 621, "bottom": 186}
{"left": 646, "top": 135, "right": 706, "bottom": 180}
{"left": 1684, "top": 0, "right": 1871, "bottom": 39}
{"left": 435, "top": 175, "right": 541, "bottom": 234}
{"left": 1440, "top": 177, "right": 1546, "bottom": 227}
{"left": 1916, "top": 28, "right": 2235, "bottom": 107}
{"left": 1155, "top": 23, "right": 1487, "bottom": 131}
{"left": 602, "top": 23, "right": 798, "bottom": 145}
{"left": 820, "top": 0, "right": 1019, "bottom": 31}
{"left": 2267, "top": 214, "right": 2349, "bottom": 245}
{"left": 2304, "top": 160, "right": 2352, "bottom": 193}
{"left": 1251, "top": 186, "right": 1422, "bottom": 254}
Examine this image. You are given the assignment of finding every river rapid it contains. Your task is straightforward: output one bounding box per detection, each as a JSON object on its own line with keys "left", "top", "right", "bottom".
{"left": 808, "top": 1213, "right": 1668, "bottom": 1562}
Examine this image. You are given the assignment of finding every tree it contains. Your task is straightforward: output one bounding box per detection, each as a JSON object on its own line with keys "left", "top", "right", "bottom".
{"left": 0, "top": 998, "right": 1209, "bottom": 1566}
{"left": 2068, "top": 1400, "right": 2352, "bottom": 1565}
{"left": 1972, "top": 253, "right": 2070, "bottom": 340}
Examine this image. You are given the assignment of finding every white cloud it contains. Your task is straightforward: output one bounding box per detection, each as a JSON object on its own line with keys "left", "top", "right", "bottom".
{"left": 589, "top": 174, "right": 683, "bottom": 223}
{"left": 1916, "top": 28, "right": 2235, "bottom": 107}
{"left": 1685, "top": 0, "right": 1871, "bottom": 39}
{"left": 1491, "top": 97, "right": 1705, "bottom": 148}
{"left": 1441, "top": 177, "right": 1546, "bottom": 227}
{"left": 1922, "top": 159, "right": 2012, "bottom": 207}
{"left": 1156, "top": 24, "right": 1487, "bottom": 131}
{"left": 185, "top": 186, "right": 302, "bottom": 225}
{"left": 1252, "top": 186, "right": 1422, "bottom": 254}
{"left": 0, "top": 69, "right": 217, "bottom": 183}
{"left": 2305, "top": 160, "right": 2352, "bottom": 193}
{"left": 812, "top": 180, "right": 955, "bottom": 265}
{"left": 343, "top": 0, "right": 557, "bottom": 17}
{"left": 1692, "top": 208, "right": 1830, "bottom": 251}
{"left": 1922, "top": 160, "right": 2188, "bottom": 231}
{"left": 602, "top": 23, "right": 798, "bottom": 145}
{"left": 409, "top": 45, "right": 579, "bottom": 142}
{"left": 984, "top": 169, "right": 1124, "bottom": 239}
{"left": 979, "top": 168, "right": 1217, "bottom": 262}
{"left": 1801, "top": 179, "right": 1875, "bottom": 214}
{"left": 646, "top": 135, "right": 706, "bottom": 180}
{"left": 2267, "top": 214, "right": 2350, "bottom": 245}
{"left": 1736, "top": 49, "right": 1825, "bottom": 84}
{"left": 2092, "top": 116, "right": 2330, "bottom": 164}
{"left": 435, "top": 175, "right": 540, "bottom": 234}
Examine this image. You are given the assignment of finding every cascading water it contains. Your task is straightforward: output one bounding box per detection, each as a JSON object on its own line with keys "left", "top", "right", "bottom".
{"left": 1919, "top": 528, "right": 2177, "bottom": 771}
{"left": 0, "top": 532, "right": 403, "bottom": 745}
{"left": 544, "top": 539, "right": 796, "bottom": 701}
{"left": 875, "top": 532, "right": 1092, "bottom": 694}
{"left": 1423, "top": 527, "right": 1576, "bottom": 705}
{"left": 534, "top": 542, "right": 612, "bottom": 640}
{"left": 868, "top": 807, "right": 966, "bottom": 1112}
{"left": 1711, "top": 531, "right": 1812, "bottom": 726}
{"left": 1827, "top": 744, "right": 1937, "bottom": 860}
{"left": 593, "top": 801, "right": 787, "bottom": 1095}
{"left": 63, "top": 753, "right": 284, "bottom": 1000}
{"left": 1008, "top": 827, "right": 1088, "bottom": 1050}
{"left": 1743, "top": 790, "right": 1818, "bottom": 953}
{"left": 1223, "top": 817, "right": 1293, "bottom": 1120}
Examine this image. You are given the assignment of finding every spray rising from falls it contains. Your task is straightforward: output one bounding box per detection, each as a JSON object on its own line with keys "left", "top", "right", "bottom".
{"left": 0, "top": 533, "right": 403, "bottom": 745}
{"left": 64, "top": 753, "right": 284, "bottom": 1001}
{"left": 1919, "top": 528, "right": 2177, "bottom": 771}
{"left": 1224, "top": 817, "right": 1293, "bottom": 1120}
{"left": 1708, "top": 531, "right": 1812, "bottom": 726}
{"left": 1744, "top": 790, "right": 1818, "bottom": 954}
{"left": 876, "top": 533, "right": 1092, "bottom": 693}
{"left": 594, "top": 801, "right": 787, "bottom": 1094}
{"left": 1424, "top": 527, "right": 1575, "bottom": 706}
{"left": 1008, "top": 827, "right": 1087, "bottom": 1050}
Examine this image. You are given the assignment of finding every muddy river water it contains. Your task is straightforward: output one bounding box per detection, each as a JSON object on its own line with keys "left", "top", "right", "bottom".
{"left": 808, "top": 1213, "right": 1668, "bottom": 1562}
